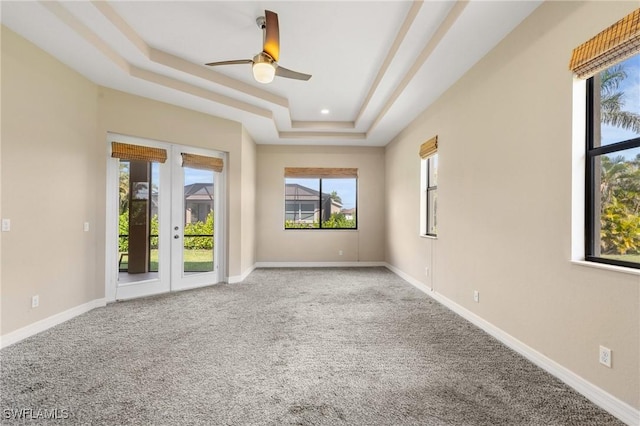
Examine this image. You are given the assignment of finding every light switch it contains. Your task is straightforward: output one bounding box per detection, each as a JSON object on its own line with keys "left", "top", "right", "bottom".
{"left": 1, "top": 219, "right": 10, "bottom": 232}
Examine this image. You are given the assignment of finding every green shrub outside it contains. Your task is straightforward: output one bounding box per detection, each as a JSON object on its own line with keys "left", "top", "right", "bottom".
{"left": 284, "top": 212, "right": 355, "bottom": 229}
{"left": 119, "top": 211, "right": 214, "bottom": 252}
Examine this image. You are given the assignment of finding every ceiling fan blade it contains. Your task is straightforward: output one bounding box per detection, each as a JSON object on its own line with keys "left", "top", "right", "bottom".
{"left": 205, "top": 59, "right": 252, "bottom": 67}
{"left": 263, "top": 10, "right": 279, "bottom": 62}
{"left": 275, "top": 66, "right": 311, "bottom": 81}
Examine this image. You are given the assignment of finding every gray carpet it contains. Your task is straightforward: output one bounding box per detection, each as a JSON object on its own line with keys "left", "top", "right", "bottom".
{"left": 0, "top": 267, "right": 623, "bottom": 425}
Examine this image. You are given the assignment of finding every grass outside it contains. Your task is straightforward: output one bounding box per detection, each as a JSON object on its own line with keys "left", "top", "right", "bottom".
{"left": 119, "top": 249, "right": 214, "bottom": 273}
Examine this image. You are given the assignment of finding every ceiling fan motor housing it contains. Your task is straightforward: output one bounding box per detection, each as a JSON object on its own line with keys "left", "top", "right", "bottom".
{"left": 253, "top": 52, "right": 274, "bottom": 65}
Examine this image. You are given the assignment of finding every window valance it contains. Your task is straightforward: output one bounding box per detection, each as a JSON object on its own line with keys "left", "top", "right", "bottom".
{"left": 111, "top": 142, "right": 167, "bottom": 163}
{"left": 181, "top": 153, "right": 224, "bottom": 172}
{"left": 569, "top": 8, "right": 640, "bottom": 79}
{"left": 419, "top": 136, "right": 438, "bottom": 159}
{"left": 284, "top": 167, "right": 358, "bottom": 179}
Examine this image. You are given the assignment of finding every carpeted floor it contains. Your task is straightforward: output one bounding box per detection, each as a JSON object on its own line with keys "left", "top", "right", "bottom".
{"left": 0, "top": 267, "right": 623, "bottom": 425}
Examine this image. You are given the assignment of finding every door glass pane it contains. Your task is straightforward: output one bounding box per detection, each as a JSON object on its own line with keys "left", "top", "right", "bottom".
{"left": 118, "top": 161, "right": 129, "bottom": 273}
{"left": 150, "top": 163, "right": 160, "bottom": 272}
{"left": 118, "top": 160, "right": 159, "bottom": 283}
{"left": 183, "top": 167, "right": 214, "bottom": 274}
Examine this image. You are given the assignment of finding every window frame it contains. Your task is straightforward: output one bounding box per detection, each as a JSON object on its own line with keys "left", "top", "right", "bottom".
{"left": 585, "top": 76, "right": 640, "bottom": 269}
{"left": 284, "top": 176, "right": 358, "bottom": 230}
{"left": 420, "top": 154, "right": 438, "bottom": 237}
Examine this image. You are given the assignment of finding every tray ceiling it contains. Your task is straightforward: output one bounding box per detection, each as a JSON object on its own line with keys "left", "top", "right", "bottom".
{"left": 1, "top": 1, "right": 542, "bottom": 146}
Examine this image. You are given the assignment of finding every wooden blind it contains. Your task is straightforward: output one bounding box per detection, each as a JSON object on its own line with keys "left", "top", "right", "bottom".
{"left": 419, "top": 136, "right": 438, "bottom": 159}
{"left": 284, "top": 167, "right": 358, "bottom": 179}
{"left": 111, "top": 142, "right": 167, "bottom": 163}
{"left": 569, "top": 8, "right": 640, "bottom": 79}
{"left": 181, "top": 153, "right": 223, "bottom": 172}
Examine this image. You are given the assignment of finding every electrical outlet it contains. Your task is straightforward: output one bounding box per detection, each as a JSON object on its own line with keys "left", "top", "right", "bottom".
{"left": 425, "top": 267, "right": 430, "bottom": 277}
{"left": 338, "top": 250, "right": 343, "bottom": 256}
{"left": 83, "top": 222, "right": 90, "bottom": 232}
{"left": 31, "top": 295, "right": 39, "bottom": 308}
{"left": 473, "top": 290, "right": 480, "bottom": 303}
{"left": 1, "top": 219, "right": 10, "bottom": 232}
{"left": 599, "top": 345, "right": 612, "bottom": 368}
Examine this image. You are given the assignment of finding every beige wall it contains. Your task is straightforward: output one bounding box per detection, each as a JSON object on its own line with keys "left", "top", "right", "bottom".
{"left": 1, "top": 27, "right": 257, "bottom": 335}
{"left": 240, "top": 127, "right": 257, "bottom": 276}
{"left": 1, "top": 27, "right": 101, "bottom": 334}
{"left": 385, "top": 1, "right": 639, "bottom": 409}
{"left": 256, "top": 145, "right": 385, "bottom": 263}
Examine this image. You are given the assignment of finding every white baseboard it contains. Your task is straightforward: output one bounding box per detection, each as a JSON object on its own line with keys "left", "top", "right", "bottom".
{"left": 228, "top": 264, "right": 256, "bottom": 284}
{"left": 255, "top": 261, "right": 386, "bottom": 268}
{"left": 384, "top": 263, "right": 433, "bottom": 294}
{"left": 0, "top": 298, "right": 107, "bottom": 350}
{"left": 385, "top": 263, "right": 640, "bottom": 426}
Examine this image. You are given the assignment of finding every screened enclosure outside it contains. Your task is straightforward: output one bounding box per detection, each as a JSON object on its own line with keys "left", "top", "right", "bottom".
{"left": 284, "top": 177, "right": 357, "bottom": 229}
{"left": 118, "top": 162, "right": 215, "bottom": 274}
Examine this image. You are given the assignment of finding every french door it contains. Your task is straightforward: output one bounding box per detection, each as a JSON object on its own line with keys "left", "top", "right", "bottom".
{"left": 106, "top": 134, "right": 225, "bottom": 301}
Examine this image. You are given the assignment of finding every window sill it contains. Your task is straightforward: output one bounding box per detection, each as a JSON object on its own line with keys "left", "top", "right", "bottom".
{"left": 283, "top": 228, "right": 359, "bottom": 232}
{"left": 420, "top": 234, "right": 437, "bottom": 240}
{"left": 571, "top": 260, "right": 640, "bottom": 276}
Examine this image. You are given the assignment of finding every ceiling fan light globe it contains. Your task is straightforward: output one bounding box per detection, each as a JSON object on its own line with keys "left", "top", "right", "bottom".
{"left": 252, "top": 62, "right": 276, "bottom": 84}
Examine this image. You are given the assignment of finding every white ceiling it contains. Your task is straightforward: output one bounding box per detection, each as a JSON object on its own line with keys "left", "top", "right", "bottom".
{"left": 1, "top": 1, "right": 541, "bottom": 147}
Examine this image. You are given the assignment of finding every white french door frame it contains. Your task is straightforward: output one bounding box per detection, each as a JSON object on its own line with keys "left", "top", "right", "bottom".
{"left": 105, "top": 133, "right": 227, "bottom": 302}
{"left": 170, "top": 144, "right": 224, "bottom": 292}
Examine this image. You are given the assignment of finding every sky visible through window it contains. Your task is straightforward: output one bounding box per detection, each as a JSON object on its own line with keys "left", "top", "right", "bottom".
{"left": 150, "top": 165, "right": 212, "bottom": 186}
{"left": 184, "top": 168, "right": 213, "bottom": 185}
{"left": 601, "top": 55, "right": 640, "bottom": 149}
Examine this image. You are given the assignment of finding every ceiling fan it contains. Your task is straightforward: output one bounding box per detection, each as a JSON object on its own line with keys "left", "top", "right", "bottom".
{"left": 205, "top": 10, "right": 312, "bottom": 84}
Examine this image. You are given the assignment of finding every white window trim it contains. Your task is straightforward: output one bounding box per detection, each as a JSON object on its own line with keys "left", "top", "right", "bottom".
{"left": 571, "top": 78, "right": 587, "bottom": 264}
{"left": 571, "top": 78, "right": 640, "bottom": 276}
{"left": 420, "top": 158, "right": 428, "bottom": 237}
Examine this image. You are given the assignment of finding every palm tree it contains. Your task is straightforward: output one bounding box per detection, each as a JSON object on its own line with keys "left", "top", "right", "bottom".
{"left": 597, "top": 62, "right": 640, "bottom": 257}
{"left": 600, "top": 64, "right": 640, "bottom": 134}
{"left": 600, "top": 155, "right": 627, "bottom": 206}
{"left": 599, "top": 154, "right": 640, "bottom": 255}
{"left": 329, "top": 190, "right": 342, "bottom": 204}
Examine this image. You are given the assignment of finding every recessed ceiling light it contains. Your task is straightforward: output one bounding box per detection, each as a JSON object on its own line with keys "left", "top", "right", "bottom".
{"left": 320, "top": 109, "right": 330, "bottom": 115}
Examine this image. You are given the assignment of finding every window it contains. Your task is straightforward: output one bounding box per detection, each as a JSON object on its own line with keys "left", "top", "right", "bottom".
{"left": 585, "top": 54, "right": 640, "bottom": 268}
{"left": 571, "top": 9, "right": 640, "bottom": 269}
{"left": 419, "top": 136, "right": 438, "bottom": 237}
{"left": 284, "top": 168, "right": 357, "bottom": 229}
